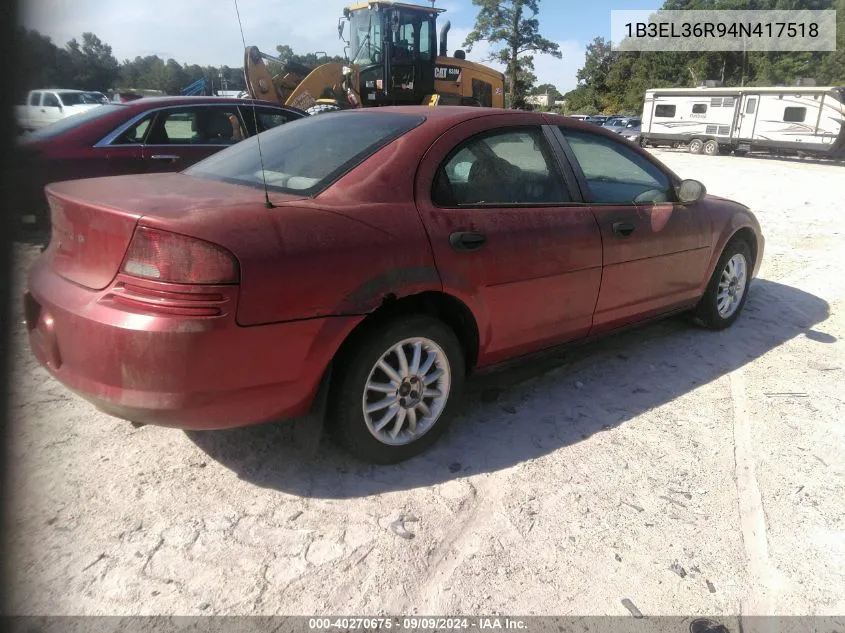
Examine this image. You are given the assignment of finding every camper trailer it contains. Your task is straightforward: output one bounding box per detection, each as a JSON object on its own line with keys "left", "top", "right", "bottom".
{"left": 640, "top": 86, "right": 845, "bottom": 158}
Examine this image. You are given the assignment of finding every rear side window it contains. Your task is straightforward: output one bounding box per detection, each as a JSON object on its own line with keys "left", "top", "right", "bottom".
{"left": 433, "top": 128, "right": 570, "bottom": 207}
{"left": 655, "top": 104, "right": 675, "bottom": 117}
{"left": 29, "top": 92, "right": 42, "bottom": 106}
{"left": 112, "top": 113, "right": 154, "bottom": 144}
{"left": 186, "top": 111, "right": 424, "bottom": 196}
{"left": 561, "top": 129, "right": 671, "bottom": 204}
{"left": 692, "top": 103, "right": 707, "bottom": 114}
{"left": 239, "top": 106, "right": 300, "bottom": 134}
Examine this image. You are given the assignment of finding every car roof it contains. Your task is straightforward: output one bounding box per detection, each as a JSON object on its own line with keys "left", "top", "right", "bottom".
{"left": 118, "top": 96, "right": 305, "bottom": 113}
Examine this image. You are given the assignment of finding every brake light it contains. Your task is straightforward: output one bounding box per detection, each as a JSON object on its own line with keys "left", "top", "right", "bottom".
{"left": 121, "top": 227, "right": 238, "bottom": 284}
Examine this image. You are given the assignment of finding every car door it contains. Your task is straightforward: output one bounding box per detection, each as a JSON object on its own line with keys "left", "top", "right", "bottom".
{"left": 554, "top": 126, "right": 711, "bottom": 334}
{"left": 141, "top": 105, "right": 248, "bottom": 171}
{"left": 414, "top": 115, "right": 603, "bottom": 367}
{"left": 89, "top": 109, "right": 154, "bottom": 177}
{"left": 36, "top": 92, "right": 64, "bottom": 128}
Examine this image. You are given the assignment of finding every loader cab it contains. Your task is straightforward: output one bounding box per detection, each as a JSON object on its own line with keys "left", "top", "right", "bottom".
{"left": 344, "top": 2, "right": 439, "bottom": 105}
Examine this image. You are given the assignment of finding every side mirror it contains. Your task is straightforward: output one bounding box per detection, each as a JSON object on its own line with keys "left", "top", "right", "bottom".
{"left": 676, "top": 179, "right": 706, "bottom": 204}
{"left": 337, "top": 18, "right": 346, "bottom": 42}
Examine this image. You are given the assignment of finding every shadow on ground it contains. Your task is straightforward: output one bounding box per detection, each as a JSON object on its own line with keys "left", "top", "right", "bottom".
{"left": 187, "top": 279, "right": 831, "bottom": 498}
{"left": 652, "top": 147, "right": 845, "bottom": 167}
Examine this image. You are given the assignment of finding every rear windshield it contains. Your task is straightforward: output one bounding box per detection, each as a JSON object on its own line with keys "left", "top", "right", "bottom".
{"left": 185, "top": 111, "right": 425, "bottom": 196}
{"left": 25, "top": 104, "right": 124, "bottom": 141}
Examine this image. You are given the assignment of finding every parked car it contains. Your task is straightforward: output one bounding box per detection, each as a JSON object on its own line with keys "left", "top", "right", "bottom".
{"left": 16, "top": 96, "right": 306, "bottom": 232}
{"left": 620, "top": 118, "right": 643, "bottom": 144}
{"left": 24, "top": 107, "right": 764, "bottom": 463}
{"left": 585, "top": 115, "right": 609, "bottom": 126}
{"left": 567, "top": 114, "right": 590, "bottom": 121}
{"left": 602, "top": 117, "right": 632, "bottom": 132}
{"left": 84, "top": 91, "right": 110, "bottom": 104}
{"left": 16, "top": 89, "right": 104, "bottom": 132}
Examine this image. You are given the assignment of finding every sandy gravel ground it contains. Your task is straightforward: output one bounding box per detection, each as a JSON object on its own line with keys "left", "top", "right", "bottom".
{"left": 4, "top": 151, "right": 845, "bottom": 618}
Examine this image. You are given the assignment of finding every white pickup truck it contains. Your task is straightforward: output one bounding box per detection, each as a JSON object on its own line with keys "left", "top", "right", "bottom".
{"left": 16, "top": 89, "right": 105, "bottom": 132}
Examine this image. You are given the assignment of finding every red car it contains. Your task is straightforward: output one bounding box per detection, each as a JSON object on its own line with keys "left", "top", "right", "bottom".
{"left": 24, "top": 107, "right": 764, "bottom": 463}
{"left": 17, "top": 96, "right": 306, "bottom": 231}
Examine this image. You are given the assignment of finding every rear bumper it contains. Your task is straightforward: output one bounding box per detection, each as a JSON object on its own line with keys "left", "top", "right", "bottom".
{"left": 25, "top": 256, "right": 361, "bottom": 429}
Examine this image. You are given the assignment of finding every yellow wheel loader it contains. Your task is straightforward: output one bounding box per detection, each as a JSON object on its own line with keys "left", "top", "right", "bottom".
{"left": 244, "top": 0, "right": 505, "bottom": 115}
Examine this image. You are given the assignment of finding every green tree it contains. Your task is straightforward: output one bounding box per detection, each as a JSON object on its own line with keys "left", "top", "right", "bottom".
{"left": 463, "top": 0, "right": 561, "bottom": 108}
{"left": 530, "top": 83, "right": 563, "bottom": 100}
{"left": 65, "top": 32, "right": 119, "bottom": 90}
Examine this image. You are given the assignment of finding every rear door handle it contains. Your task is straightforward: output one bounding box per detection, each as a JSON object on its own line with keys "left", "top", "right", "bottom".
{"left": 449, "top": 231, "right": 486, "bottom": 252}
{"left": 612, "top": 222, "right": 635, "bottom": 237}
{"left": 150, "top": 154, "right": 180, "bottom": 162}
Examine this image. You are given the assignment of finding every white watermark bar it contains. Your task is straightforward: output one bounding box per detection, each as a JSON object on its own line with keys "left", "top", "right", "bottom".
{"left": 611, "top": 10, "right": 837, "bottom": 52}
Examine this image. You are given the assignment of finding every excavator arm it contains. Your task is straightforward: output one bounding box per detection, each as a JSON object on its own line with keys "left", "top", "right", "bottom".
{"left": 243, "top": 45, "right": 355, "bottom": 111}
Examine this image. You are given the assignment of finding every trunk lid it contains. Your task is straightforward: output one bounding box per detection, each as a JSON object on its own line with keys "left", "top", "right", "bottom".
{"left": 45, "top": 173, "right": 303, "bottom": 290}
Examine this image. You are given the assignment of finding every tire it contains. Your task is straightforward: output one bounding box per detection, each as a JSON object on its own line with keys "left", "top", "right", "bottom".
{"left": 703, "top": 139, "right": 720, "bottom": 156}
{"left": 330, "top": 315, "right": 465, "bottom": 464}
{"left": 694, "top": 239, "right": 753, "bottom": 330}
{"left": 306, "top": 103, "right": 342, "bottom": 116}
{"left": 688, "top": 138, "right": 704, "bottom": 154}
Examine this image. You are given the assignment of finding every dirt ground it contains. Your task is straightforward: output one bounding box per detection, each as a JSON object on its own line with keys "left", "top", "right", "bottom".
{"left": 4, "top": 150, "right": 845, "bottom": 618}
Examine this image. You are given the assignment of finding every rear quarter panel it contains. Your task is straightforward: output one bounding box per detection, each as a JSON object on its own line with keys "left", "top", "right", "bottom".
{"left": 233, "top": 127, "right": 445, "bottom": 326}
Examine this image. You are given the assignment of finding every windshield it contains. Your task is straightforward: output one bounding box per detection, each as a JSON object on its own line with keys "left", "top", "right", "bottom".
{"left": 350, "top": 8, "right": 382, "bottom": 66}
{"left": 186, "top": 111, "right": 425, "bottom": 196}
{"left": 58, "top": 91, "right": 104, "bottom": 106}
{"left": 24, "top": 104, "right": 125, "bottom": 141}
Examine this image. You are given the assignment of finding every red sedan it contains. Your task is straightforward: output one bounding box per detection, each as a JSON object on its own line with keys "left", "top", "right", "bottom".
{"left": 24, "top": 107, "right": 764, "bottom": 463}
{"left": 17, "top": 96, "right": 305, "bottom": 232}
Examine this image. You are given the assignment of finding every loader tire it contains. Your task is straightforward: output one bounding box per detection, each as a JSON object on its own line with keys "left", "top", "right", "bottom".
{"left": 306, "top": 103, "right": 343, "bottom": 116}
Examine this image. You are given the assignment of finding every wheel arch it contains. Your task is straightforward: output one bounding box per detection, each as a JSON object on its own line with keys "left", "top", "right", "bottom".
{"left": 332, "top": 291, "right": 481, "bottom": 375}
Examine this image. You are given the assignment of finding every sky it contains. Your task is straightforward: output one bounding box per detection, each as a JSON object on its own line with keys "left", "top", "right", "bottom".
{"left": 22, "top": 0, "right": 662, "bottom": 94}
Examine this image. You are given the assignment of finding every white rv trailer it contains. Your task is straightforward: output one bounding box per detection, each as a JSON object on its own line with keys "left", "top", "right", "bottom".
{"left": 640, "top": 86, "right": 845, "bottom": 157}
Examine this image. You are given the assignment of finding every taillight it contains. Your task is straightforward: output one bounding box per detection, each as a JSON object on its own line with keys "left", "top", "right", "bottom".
{"left": 121, "top": 227, "right": 238, "bottom": 284}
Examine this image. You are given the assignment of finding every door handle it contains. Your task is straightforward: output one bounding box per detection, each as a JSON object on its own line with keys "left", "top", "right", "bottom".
{"left": 449, "top": 231, "right": 486, "bottom": 252}
{"left": 612, "top": 222, "right": 635, "bottom": 237}
{"left": 149, "top": 154, "right": 180, "bottom": 162}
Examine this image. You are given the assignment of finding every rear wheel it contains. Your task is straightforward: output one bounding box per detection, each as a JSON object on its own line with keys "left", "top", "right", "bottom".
{"left": 703, "top": 139, "right": 720, "bottom": 156}
{"left": 694, "top": 239, "right": 752, "bottom": 330}
{"left": 330, "top": 316, "right": 465, "bottom": 463}
{"left": 688, "top": 138, "right": 704, "bottom": 154}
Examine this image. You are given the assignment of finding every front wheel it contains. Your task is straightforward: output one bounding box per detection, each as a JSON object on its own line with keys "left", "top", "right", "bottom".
{"left": 330, "top": 316, "right": 465, "bottom": 463}
{"left": 694, "top": 240, "right": 752, "bottom": 330}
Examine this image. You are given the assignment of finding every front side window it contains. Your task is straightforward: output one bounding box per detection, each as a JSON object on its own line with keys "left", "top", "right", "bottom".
{"left": 186, "top": 111, "right": 424, "bottom": 196}
{"left": 784, "top": 107, "right": 806, "bottom": 122}
{"left": 655, "top": 104, "right": 676, "bottom": 117}
{"left": 432, "top": 128, "right": 570, "bottom": 207}
{"left": 350, "top": 8, "right": 383, "bottom": 66}
{"left": 561, "top": 129, "right": 672, "bottom": 205}
{"left": 42, "top": 93, "right": 60, "bottom": 108}
{"left": 472, "top": 79, "right": 493, "bottom": 108}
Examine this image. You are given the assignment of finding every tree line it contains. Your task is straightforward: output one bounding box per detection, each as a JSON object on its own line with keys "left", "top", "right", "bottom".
{"left": 16, "top": 0, "right": 843, "bottom": 113}
{"left": 16, "top": 28, "right": 345, "bottom": 99}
